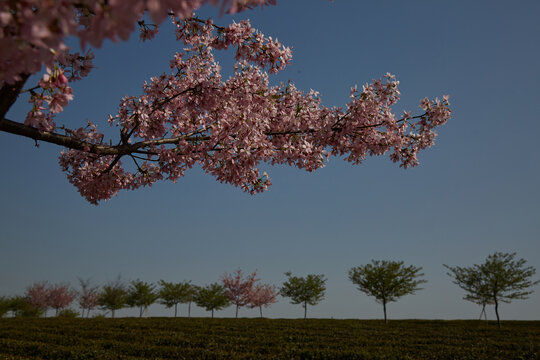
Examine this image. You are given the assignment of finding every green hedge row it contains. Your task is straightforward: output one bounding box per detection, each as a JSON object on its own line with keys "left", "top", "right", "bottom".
{"left": 0, "top": 318, "right": 538, "bottom": 359}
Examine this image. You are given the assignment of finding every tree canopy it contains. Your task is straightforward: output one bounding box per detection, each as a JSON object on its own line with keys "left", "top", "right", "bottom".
{"left": 445, "top": 252, "right": 538, "bottom": 327}
{"left": 127, "top": 280, "right": 158, "bottom": 317}
{"left": 157, "top": 280, "right": 197, "bottom": 317}
{"left": 248, "top": 284, "right": 279, "bottom": 318}
{"left": 348, "top": 260, "right": 426, "bottom": 323}
{"left": 221, "top": 269, "right": 258, "bottom": 318}
{"left": 194, "top": 283, "right": 230, "bottom": 318}
{"left": 77, "top": 278, "right": 100, "bottom": 318}
{"left": 280, "top": 272, "right": 326, "bottom": 319}
{"left": 98, "top": 278, "right": 128, "bottom": 318}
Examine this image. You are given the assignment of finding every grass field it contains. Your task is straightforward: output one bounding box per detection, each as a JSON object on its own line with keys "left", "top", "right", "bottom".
{"left": 0, "top": 318, "right": 539, "bottom": 359}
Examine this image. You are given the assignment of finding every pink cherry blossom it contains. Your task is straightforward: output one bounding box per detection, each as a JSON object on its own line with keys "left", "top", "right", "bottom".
{"left": 249, "top": 284, "right": 279, "bottom": 318}
{"left": 222, "top": 269, "right": 259, "bottom": 318}
{"left": 77, "top": 278, "right": 101, "bottom": 317}
{"left": 48, "top": 284, "right": 76, "bottom": 316}
{"left": 25, "top": 281, "right": 51, "bottom": 315}
{"left": 0, "top": 1, "right": 451, "bottom": 204}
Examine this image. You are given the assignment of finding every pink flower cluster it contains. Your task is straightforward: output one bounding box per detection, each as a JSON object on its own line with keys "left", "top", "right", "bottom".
{"left": 0, "top": 0, "right": 272, "bottom": 86}
{"left": 1, "top": 1, "right": 450, "bottom": 204}
{"left": 221, "top": 269, "right": 278, "bottom": 317}
{"left": 78, "top": 280, "right": 101, "bottom": 317}
{"left": 58, "top": 17, "right": 450, "bottom": 204}
{"left": 25, "top": 68, "right": 74, "bottom": 132}
{"left": 248, "top": 284, "right": 279, "bottom": 313}
{"left": 176, "top": 18, "right": 292, "bottom": 73}
{"left": 25, "top": 282, "right": 75, "bottom": 316}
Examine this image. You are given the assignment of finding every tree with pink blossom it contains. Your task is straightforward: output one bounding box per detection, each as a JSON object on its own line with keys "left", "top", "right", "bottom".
{"left": 25, "top": 281, "right": 51, "bottom": 317}
{"left": 0, "top": 1, "right": 450, "bottom": 204}
{"left": 221, "top": 269, "right": 258, "bottom": 318}
{"left": 77, "top": 278, "right": 101, "bottom": 318}
{"left": 248, "top": 284, "right": 279, "bottom": 318}
{"left": 47, "top": 283, "right": 76, "bottom": 316}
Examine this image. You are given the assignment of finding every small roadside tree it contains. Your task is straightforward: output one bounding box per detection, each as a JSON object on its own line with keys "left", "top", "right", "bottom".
{"left": 158, "top": 280, "right": 197, "bottom": 317}
{"left": 127, "top": 280, "right": 158, "bottom": 317}
{"left": 8, "top": 296, "right": 42, "bottom": 317}
{"left": 221, "top": 269, "right": 258, "bottom": 318}
{"left": 348, "top": 260, "right": 426, "bottom": 324}
{"left": 99, "top": 278, "right": 128, "bottom": 318}
{"left": 280, "top": 272, "right": 326, "bottom": 319}
{"left": 182, "top": 283, "right": 198, "bottom": 318}
{"left": 47, "top": 283, "right": 76, "bottom": 316}
{"left": 194, "top": 283, "right": 230, "bottom": 318}
{"left": 445, "top": 252, "right": 539, "bottom": 328}
{"left": 248, "top": 284, "right": 279, "bottom": 318}
{"left": 443, "top": 264, "right": 493, "bottom": 320}
{"left": 77, "top": 278, "right": 100, "bottom": 318}
{"left": 25, "top": 281, "right": 51, "bottom": 317}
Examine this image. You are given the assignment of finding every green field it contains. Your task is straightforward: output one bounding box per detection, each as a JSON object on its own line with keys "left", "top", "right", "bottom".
{"left": 0, "top": 318, "right": 538, "bottom": 359}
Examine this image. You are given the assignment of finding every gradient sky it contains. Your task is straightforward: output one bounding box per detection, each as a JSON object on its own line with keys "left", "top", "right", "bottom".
{"left": 1, "top": 1, "right": 539, "bottom": 320}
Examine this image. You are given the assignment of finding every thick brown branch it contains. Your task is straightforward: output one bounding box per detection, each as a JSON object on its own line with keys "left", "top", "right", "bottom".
{"left": 0, "top": 118, "right": 208, "bottom": 155}
{"left": 0, "top": 118, "right": 129, "bottom": 155}
{"left": 0, "top": 74, "right": 30, "bottom": 119}
{"left": 0, "top": 111, "right": 427, "bottom": 159}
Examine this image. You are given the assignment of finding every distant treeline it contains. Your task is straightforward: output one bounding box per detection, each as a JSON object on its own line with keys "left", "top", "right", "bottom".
{"left": 1, "top": 252, "right": 537, "bottom": 328}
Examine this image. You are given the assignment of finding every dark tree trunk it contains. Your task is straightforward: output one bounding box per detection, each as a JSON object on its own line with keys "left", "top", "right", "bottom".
{"left": 235, "top": 304, "right": 239, "bottom": 318}
{"left": 174, "top": 303, "right": 177, "bottom": 318}
{"left": 259, "top": 306, "right": 263, "bottom": 318}
{"left": 494, "top": 298, "right": 501, "bottom": 328}
{"left": 111, "top": 309, "right": 115, "bottom": 318}
{"left": 383, "top": 301, "right": 387, "bottom": 324}
{"left": 139, "top": 306, "right": 143, "bottom": 317}
{"left": 479, "top": 303, "right": 487, "bottom": 321}
{"left": 188, "top": 301, "right": 191, "bottom": 318}
{"left": 211, "top": 309, "right": 214, "bottom": 318}
{"left": 0, "top": 74, "right": 29, "bottom": 119}
{"left": 304, "top": 301, "right": 307, "bottom": 319}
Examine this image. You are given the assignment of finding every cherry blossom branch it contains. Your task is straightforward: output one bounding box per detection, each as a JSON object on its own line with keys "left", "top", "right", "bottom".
{"left": 0, "top": 3, "right": 450, "bottom": 205}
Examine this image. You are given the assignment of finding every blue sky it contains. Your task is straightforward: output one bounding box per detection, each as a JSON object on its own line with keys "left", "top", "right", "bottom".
{"left": 1, "top": 1, "right": 539, "bottom": 319}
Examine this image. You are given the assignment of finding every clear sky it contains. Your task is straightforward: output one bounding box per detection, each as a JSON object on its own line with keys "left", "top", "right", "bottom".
{"left": 1, "top": 1, "right": 539, "bottom": 320}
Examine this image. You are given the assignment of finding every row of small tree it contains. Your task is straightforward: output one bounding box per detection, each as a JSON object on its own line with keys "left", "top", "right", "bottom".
{"left": 0, "top": 270, "right": 280, "bottom": 319}
{"left": 0, "top": 253, "right": 537, "bottom": 327}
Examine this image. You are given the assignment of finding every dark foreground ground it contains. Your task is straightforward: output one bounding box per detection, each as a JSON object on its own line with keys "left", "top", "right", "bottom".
{"left": 0, "top": 318, "right": 539, "bottom": 359}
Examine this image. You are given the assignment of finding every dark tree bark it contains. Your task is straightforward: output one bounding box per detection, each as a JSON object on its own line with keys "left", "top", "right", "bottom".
{"left": 494, "top": 298, "right": 501, "bottom": 328}
{"left": 0, "top": 74, "right": 29, "bottom": 120}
